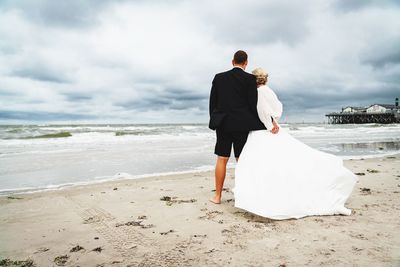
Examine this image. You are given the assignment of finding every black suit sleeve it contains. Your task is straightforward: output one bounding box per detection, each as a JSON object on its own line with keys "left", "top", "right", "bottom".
{"left": 247, "top": 75, "right": 258, "bottom": 116}
{"left": 209, "top": 75, "right": 217, "bottom": 116}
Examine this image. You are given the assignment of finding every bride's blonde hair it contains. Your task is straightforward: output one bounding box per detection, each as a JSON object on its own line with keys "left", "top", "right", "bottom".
{"left": 252, "top": 68, "right": 268, "bottom": 86}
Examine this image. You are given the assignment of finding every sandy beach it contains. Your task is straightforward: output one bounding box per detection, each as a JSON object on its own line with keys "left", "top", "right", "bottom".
{"left": 0, "top": 155, "right": 399, "bottom": 266}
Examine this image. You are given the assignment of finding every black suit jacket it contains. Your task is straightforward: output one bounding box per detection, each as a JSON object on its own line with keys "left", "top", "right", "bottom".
{"left": 209, "top": 67, "right": 266, "bottom": 132}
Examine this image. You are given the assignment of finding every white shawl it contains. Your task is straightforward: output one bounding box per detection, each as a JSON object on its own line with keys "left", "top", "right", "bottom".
{"left": 256, "top": 85, "right": 283, "bottom": 130}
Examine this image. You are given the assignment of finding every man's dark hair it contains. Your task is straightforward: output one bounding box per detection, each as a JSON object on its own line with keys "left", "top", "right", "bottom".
{"left": 233, "top": 50, "right": 248, "bottom": 64}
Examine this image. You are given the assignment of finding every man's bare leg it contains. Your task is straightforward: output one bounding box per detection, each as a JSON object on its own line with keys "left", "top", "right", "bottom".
{"left": 210, "top": 156, "right": 229, "bottom": 204}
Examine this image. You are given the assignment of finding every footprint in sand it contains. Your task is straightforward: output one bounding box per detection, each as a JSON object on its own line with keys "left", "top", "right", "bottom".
{"left": 350, "top": 233, "right": 368, "bottom": 240}
{"left": 115, "top": 220, "right": 154, "bottom": 229}
{"left": 198, "top": 210, "right": 223, "bottom": 220}
{"left": 160, "top": 196, "right": 197, "bottom": 206}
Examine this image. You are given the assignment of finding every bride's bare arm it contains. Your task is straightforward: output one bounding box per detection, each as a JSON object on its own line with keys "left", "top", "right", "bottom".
{"left": 271, "top": 119, "right": 279, "bottom": 134}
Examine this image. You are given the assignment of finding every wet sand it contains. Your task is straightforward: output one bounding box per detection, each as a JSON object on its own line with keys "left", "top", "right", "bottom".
{"left": 0, "top": 155, "right": 399, "bottom": 266}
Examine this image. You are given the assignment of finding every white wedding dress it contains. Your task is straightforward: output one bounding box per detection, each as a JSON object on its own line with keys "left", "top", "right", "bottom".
{"left": 234, "top": 85, "right": 357, "bottom": 220}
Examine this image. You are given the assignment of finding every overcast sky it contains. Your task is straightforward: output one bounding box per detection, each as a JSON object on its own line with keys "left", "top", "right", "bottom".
{"left": 0, "top": 0, "right": 399, "bottom": 124}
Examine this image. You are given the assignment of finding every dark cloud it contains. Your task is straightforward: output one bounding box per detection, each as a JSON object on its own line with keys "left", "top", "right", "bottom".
{"left": 195, "top": 1, "right": 311, "bottom": 46}
{"left": 0, "top": 43, "right": 20, "bottom": 55}
{"left": 0, "top": 89, "right": 19, "bottom": 96}
{"left": 0, "top": 110, "right": 94, "bottom": 121}
{"left": 161, "top": 88, "right": 208, "bottom": 102}
{"left": 116, "top": 87, "right": 207, "bottom": 112}
{"left": 362, "top": 50, "right": 400, "bottom": 68}
{"left": 63, "top": 93, "right": 92, "bottom": 102}
{"left": 334, "top": 0, "right": 400, "bottom": 12}
{"left": 358, "top": 35, "right": 400, "bottom": 68}
{"left": 117, "top": 98, "right": 170, "bottom": 111}
{"left": 11, "top": 66, "right": 70, "bottom": 83}
{"left": 278, "top": 83, "right": 400, "bottom": 118}
{"left": 0, "top": 0, "right": 117, "bottom": 28}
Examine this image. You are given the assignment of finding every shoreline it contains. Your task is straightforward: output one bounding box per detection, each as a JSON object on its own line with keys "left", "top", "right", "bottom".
{"left": 0, "top": 166, "right": 216, "bottom": 197}
{"left": 1, "top": 155, "right": 399, "bottom": 266}
{"left": 1, "top": 152, "right": 399, "bottom": 197}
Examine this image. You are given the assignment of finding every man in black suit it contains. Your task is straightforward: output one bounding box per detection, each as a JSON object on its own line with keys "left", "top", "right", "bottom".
{"left": 209, "top": 50, "right": 279, "bottom": 204}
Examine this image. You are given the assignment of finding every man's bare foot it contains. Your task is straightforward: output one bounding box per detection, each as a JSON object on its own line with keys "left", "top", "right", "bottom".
{"left": 209, "top": 195, "right": 221, "bottom": 204}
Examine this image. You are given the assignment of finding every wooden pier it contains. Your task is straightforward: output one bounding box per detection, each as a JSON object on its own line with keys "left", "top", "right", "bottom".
{"left": 326, "top": 98, "right": 400, "bottom": 124}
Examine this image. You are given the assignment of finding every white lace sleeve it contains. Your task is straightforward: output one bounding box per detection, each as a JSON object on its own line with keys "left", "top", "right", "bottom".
{"left": 256, "top": 86, "right": 283, "bottom": 130}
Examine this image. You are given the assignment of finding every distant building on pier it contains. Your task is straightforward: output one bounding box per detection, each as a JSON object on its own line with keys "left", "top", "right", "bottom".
{"left": 326, "top": 98, "right": 400, "bottom": 124}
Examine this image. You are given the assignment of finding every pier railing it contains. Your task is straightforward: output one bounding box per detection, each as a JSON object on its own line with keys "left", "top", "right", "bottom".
{"left": 325, "top": 111, "right": 400, "bottom": 124}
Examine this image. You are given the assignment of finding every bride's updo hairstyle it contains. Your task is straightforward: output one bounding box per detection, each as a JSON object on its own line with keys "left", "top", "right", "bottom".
{"left": 252, "top": 68, "right": 268, "bottom": 86}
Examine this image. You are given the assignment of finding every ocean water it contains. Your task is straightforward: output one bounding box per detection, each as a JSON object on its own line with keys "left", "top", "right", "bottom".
{"left": 0, "top": 123, "right": 399, "bottom": 194}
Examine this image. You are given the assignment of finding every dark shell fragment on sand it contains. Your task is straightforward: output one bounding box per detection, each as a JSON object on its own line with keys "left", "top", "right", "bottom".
{"left": 34, "top": 247, "right": 49, "bottom": 254}
{"left": 70, "top": 245, "right": 84, "bottom": 252}
{"left": 160, "top": 196, "right": 171, "bottom": 201}
{"left": 160, "top": 229, "right": 175, "bottom": 235}
{"left": 360, "top": 187, "right": 371, "bottom": 194}
{"left": 92, "top": 247, "right": 103, "bottom": 253}
{"left": 54, "top": 255, "right": 69, "bottom": 266}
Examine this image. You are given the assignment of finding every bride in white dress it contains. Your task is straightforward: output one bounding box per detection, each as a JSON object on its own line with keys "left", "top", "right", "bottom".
{"left": 234, "top": 68, "right": 358, "bottom": 220}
